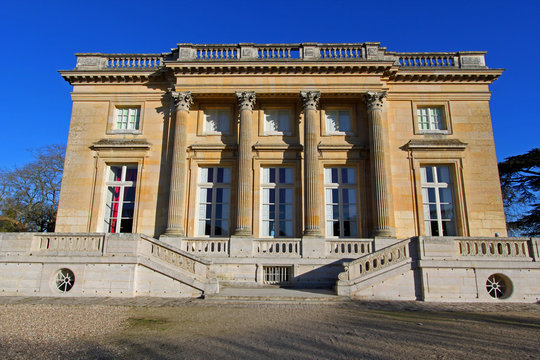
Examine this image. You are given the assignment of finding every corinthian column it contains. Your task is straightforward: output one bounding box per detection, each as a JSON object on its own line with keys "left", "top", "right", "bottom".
{"left": 165, "top": 91, "right": 193, "bottom": 236}
{"left": 301, "top": 90, "right": 321, "bottom": 236}
{"left": 234, "top": 91, "right": 256, "bottom": 236}
{"left": 365, "top": 91, "right": 394, "bottom": 237}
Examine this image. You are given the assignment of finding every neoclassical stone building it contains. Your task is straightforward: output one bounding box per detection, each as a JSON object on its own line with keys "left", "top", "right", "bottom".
{"left": 3, "top": 43, "right": 537, "bottom": 301}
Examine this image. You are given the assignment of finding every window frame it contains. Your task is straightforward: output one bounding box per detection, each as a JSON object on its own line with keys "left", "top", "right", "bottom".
{"left": 107, "top": 102, "right": 144, "bottom": 135}
{"left": 412, "top": 102, "right": 452, "bottom": 135}
{"left": 420, "top": 165, "right": 457, "bottom": 236}
{"left": 195, "top": 166, "right": 232, "bottom": 237}
{"left": 410, "top": 156, "right": 468, "bottom": 237}
{"left": 260, "top": 167, "right": 295, "bottom": 238}
{"left": 324, "top": 167, "right": 360, "bottom": 238}
{"left": 103, "top": 164, "right": 138, "bottom": 234}
{"left": 259, "top": 106, "right": 294, "bottom": 136}
{"left": 198, "top": 106, "right": 233, "bottom": 136}
{"left": 321, "top": 105, "right": 355, "bottom": 136}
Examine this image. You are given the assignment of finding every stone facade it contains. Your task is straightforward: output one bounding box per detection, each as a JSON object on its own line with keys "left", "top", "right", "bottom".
{"left": 2, "top": 42, "right": 532, "bottom": 301}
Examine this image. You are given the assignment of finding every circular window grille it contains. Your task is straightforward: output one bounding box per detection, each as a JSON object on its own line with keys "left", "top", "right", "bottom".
{"left": 55, "top": 268, "right": 75, "bottom": 293}
{"left": 486, "top": 274, "right": 511, "bottom": 299}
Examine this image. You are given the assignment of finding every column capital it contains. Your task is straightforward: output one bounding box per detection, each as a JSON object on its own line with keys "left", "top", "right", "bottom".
{"left": 236, "top": 91, "right": 256, "bottom": 111}
{"left": 300, "top": 90, "right": 321, "bottom": 110}
{"left": 171, "top": 91, "right": 193, "bottom": 112}
{"left": 364, "top": 91, "right": 387, "bottom": 111}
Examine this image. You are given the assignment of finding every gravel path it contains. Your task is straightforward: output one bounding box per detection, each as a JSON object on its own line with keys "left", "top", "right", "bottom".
{"left": 0, "top": 298, "right": 539, "bottom": 359}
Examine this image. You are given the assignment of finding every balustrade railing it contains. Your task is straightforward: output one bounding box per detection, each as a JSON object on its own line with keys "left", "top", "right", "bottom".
{"left": 457, "top": 238, "right": 530, "bottom": 258}
{"left": 194, "top": 46, "right": 239, "bottom": 60}
{"left": 341, "top": 239, "right": 411, "bottom": 281}
{"left": 182, "top": 238, "right": 229, "bottom": 256}
{"left": 395, "top": 53, "right": 457, "bottom": 67}
{"left": 258, "top": 45, "right": 299, "bottom": 59}
{"left": 320, "top": 45, "right": 364, "bottom": 59}
{"left": 327, "top": 239, "right": 372, "bottom": 257}
{"left": 254, "top": 239, "right": 301, "bottom": 256}
{"left": 74, "top": 45, "right": 484, "bottom": 70}
{"left": 106, "top": 54, "right": 163, "bottom": 69}
{"left": 139, "top": 236, "right": 198, "bottom": 274}
{"left": 34, "top": 234, "right": 104, "bottom": 253}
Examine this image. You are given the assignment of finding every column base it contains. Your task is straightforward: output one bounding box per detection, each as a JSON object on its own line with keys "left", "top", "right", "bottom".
{"left": 233, "top": 227, "right": 252, "bottom": 237}
{"left": 164, "top": 227, "right": 185, "bottom": 237}
{"left": 373, "top": 227, "right": 395, "bottom": 237}
{"left": 303, "top": 229, "right": 322, "bottom": 237}
{"left": 229, "top": 235, "right": 253, "bottom": 257}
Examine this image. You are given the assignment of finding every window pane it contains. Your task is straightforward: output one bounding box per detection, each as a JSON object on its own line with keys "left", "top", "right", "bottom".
{"left": 442, "top": 221, "right": 456, "bottom": 236}
{"left": 217, "top": 110, "right": 229, "bottom": 132}
{"left": 109, "top": 166, "right": 123, "bottom": 182}
{"left": 125, "top": 167, "right": 137, "bottom": 182}
{"left": 205, "top": 111, "right": 217, "bottom": 132}
{"left": 123, "top": 187, "right": 136, "bottom": 201}
{"left": 278, "top": 111, "right": 290, "bottom": 132}
{"left": 119, "top": 218, "right": 133, "bottom": 233}
{"left": 326, "top": 111, "right": 337, "bottom": 132}
{"left": 324, "top": 168, "right": 332, "bottom": 183}
{"left": 331, "top": 168, "right": 338, "bottom": 183}
{"left": 437, "top": 166, "right": 450, "bottom": 184}
{"left": 339, "top": 111, "right": 351, "bottom": 131}
{"left": 265, "top": 110, "right": 277, "bottom": 132}
{"left": 439, "top": 188, "right": 453, "bottom": 203}
{"left": 430, "top": 221, "right": 439, "bottom": 236}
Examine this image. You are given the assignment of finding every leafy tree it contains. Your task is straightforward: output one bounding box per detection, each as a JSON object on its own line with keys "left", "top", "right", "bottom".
{"left": 498, "top": 148, "right": 540, "bottom": 236}
{"left": 0, "top": 144, "right": 65, "bottom": 232}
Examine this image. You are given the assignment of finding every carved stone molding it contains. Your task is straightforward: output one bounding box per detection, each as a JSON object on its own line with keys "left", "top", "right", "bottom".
{"left": 236, "top": 91, "right": 256, "bottom": 111}
{"left": 300, "top": 91, "right": 321, "bottom": 110}
{"left": 171, "top": 91, "right": 193, "bottom": 112}
{"left": 364, "top": 91, "right": 387, "bottom": 111}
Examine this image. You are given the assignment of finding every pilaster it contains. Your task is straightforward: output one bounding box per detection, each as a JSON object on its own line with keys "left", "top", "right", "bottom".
{"left": 165, "top": 91, "right": 193, "bottom": 236}
{"left": 234, "top": 91, "right": 256, "bottom": 236}
{"left": 301, "top": 90, "right": 321, "bottom": 236}
{"left": 365, "top": 91, "right": 395, "bottom": 237}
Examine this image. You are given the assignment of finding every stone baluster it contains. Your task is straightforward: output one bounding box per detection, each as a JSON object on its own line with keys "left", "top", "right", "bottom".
{"left": 234, "top": 91, "right": 256, "bottom": 236}
{"left": 301, "top": 91, "right": 321, "bottom": 236}
{"left": 365, "top": 91, "right": 394, "bottom": 237}
{"left": 165, "top": 91, "right": 193, "bottom": 236}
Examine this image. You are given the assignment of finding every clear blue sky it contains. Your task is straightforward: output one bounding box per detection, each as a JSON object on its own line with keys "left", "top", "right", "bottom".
{"left": 1, "top": 0, "right": 538, "bottom": 168}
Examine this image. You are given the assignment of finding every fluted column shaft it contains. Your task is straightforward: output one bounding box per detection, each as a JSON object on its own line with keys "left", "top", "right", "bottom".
{"left": 234, "top": 91, "right": 256, "bottom": 236}
{"left": 301, "top": 91, "right": 321, "bottom": 236}
{"left": 165, "top": 91, "right": 193, "bottom": 236}
{"left": 365, "top": 91, "right": 394, "bottom": 237}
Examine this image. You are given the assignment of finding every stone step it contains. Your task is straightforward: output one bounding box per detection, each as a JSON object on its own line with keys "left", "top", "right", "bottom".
{"left": 204, "top": 286, "right": 350, "bottom": 304}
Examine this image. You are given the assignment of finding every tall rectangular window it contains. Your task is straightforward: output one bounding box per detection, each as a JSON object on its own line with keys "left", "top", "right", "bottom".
{"left": 115, "top": 107, "right": 140, "bottom": 130}
{"left": 204, "top": 109, "right": 230, "bottom": 134}
{"left": 325, "top": 167, "right": 358, "bottom": 237}
{"left": 421, "top": 166, "right": 456, "bottom": 236}
{"left": 264, "top": 109, "right": 291, "bottom": 135}
{"left": 261, "top": 167, "right": 294, "bottom": 237}
{"left": 417, "top": 107, "right": 444, "bottom": 131}
{"left": 197, "top": 167, "right": 231, "bottom": 236}
{"left": 104, "top": 165, "right": 138, "bottom": 233}
{"left": 325, "top": 110, "right": 351, "bottom": 133}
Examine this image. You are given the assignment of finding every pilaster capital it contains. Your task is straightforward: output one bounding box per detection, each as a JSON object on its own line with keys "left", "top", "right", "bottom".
{"left": 364, "top": 91, "right": 387, "bottom": 111}
{"left": 236, "top": 91, "right": 256, "bottom": 111}
{"left": 171, "top": 91, "right": 193, "bottom": 112}
{"left": 300, "top": 90, "right": 321, "bottom": 110}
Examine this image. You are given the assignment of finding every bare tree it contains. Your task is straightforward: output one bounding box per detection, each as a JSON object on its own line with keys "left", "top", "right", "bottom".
{"left": 0, "top": 144, "right": 65, "bottom": 232}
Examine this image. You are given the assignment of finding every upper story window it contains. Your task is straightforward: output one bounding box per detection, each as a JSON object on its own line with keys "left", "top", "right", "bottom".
{"left": 197, "top": 167, "right": 231, "bottom": 236}
{"left": 420, "top": 166, "right": 456, "bottom": 236}
{"left": 325, "top": 109, "right": 352, "bottom": 134}
{"left": 264, "top": 109, "right": 291, "bottom": 135}
{"left": 204, "top": 109, "right": 230, "bottom": 134}
{"left": 104, "top": 165, "right": 138, "bottom": 233}
{"left": 324, "top": 167, "right": 358, "bottom": 237}
{"left": 115, "top": 107, "right": 140, "bottom": 131}
{"left": 260, "top": 167, "right": 294, "bottom": 237}
{"left": 417, "top": 107, "right": 445, "bottom": 131}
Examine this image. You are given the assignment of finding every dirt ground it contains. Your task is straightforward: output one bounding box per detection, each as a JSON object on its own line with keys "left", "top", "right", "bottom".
{"left": 1, "top": 300, "right": 539, "bottom": 359}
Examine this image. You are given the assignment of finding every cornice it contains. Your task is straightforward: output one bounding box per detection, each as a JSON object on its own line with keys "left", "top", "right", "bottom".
{"left": 167, "top": 61, "right": 396, "bottom": 76}
{"left": 91, "top": 138, "right": 152, "bottom": 150}
{"left": 387, "top": 69, "right": 504, "bottom": 83}
{"left": 59, "top": 69, "right": 171, "bottom": 85}
{"left": 405, "top": 139, "right": 468, "bottom": 151}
